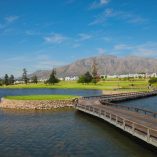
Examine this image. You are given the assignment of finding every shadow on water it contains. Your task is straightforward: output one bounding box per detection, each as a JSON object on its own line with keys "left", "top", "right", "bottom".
{"left": 75, "top": 110, "right": 157, "bottom": 157}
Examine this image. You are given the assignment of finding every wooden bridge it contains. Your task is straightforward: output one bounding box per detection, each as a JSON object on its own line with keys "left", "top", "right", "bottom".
{"left": 75, "top": 91, "right": 157, "bottom": 148}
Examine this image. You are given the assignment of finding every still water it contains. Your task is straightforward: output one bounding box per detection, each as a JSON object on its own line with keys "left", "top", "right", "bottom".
{"left": 119, "top": 96, "right": 157, "bottom": 112}
{"left": 0, "top": 110, "right": 156, "bottom": 157}
{"left": 0, "top": 88, "right": 102, "bottom": 98}
{"left": 0, "top": 89, "right": 156, "bottom": 157}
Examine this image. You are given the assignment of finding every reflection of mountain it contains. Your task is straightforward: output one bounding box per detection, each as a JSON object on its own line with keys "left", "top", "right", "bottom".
{"left": 29, "top": 55, "right": 157, "bottom": 79}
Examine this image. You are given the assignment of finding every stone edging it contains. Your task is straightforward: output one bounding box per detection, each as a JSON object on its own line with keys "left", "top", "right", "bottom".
{"left": 0, "top": 98, "right": 78, "bottom": 110}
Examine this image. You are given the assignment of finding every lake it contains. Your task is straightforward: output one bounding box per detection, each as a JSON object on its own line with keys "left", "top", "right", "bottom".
{"left": 119, "top": 96, "right": 157, "bottom": 112}
{"left": 0, "top": 88, "right": 102, "bottom": 98}
{"left": 0, "top": 89, "right": 156, "bottom": 157}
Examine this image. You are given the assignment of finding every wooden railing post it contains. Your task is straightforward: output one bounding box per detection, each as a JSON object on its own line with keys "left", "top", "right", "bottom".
{"left": 123, "top": 119, "right": 125, "bottom": 130}
{"left": 147, "top": 128, "right": 150, "bottom": 142}
{"left": 116, "top": 116, "right": 118, "bottom": 125}
{"left": 132, "top": 123, "right": 135, "bottom": 135}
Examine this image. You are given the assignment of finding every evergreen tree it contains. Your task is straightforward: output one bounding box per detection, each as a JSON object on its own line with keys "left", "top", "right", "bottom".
{"left": 84, "top": 72, "right": 93, "bottom": 83}
{"left": 92, "top": 58, "right": 100, "bottom": 84}
{"left": 77, "top": 75, "right": 86, "bottom": 83}
{"left": 4, "top": 74, "right": 9, "bottom": 86}
{"left": 32, "top": 75, "right": 38, "bottom": 84}
{"left": 47, "top": 69, "right": 59, "bottom": 85}
{"left": 0, "top": 78, "right": 3, "bottom": 86}
{"left": 78, "top": 72, "right": 93, "bottom": 84}
{"left": 9, "top": 75, "right": 15, "bottom": 85}
{"left": 22, "top": 68, "right": 28, "bottom": 84}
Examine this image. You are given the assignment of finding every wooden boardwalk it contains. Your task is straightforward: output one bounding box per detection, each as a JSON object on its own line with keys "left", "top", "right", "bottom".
{"left": 75, "top": 91, "right": 157, "bottom": 148}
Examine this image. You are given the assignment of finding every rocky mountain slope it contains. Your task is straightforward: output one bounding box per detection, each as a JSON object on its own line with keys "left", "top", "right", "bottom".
{"left": 29, "top": 55, "right": 157, "bottom": 79}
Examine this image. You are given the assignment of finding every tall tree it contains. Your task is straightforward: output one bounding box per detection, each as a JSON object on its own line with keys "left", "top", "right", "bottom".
{"left": 9, "top": 75, "right": 15, "bottom": 85}
{"left": 78, "top": 72, "right": 93, "bottom": 84}
{"left": 47, "top": 69, "right": 59, "bottom": 85}
{"left": 0, "top": 78, "right": 3, "bottom": 86}
{"left": 4, "top": 74, "right": 9, "bottom": 86}
{"left": 77, "top": 75, "right": 86, "bottom": 84}
{"left": 84, "top": 72, "right": 93, "bottom": 83}
{"left": 32, "top": 75, "right": 38, "bottom": 84}
{"left": 91, "top": 58, "right": 99, "bottom": 84}
{"left": 22, "top": 68, "right": 28, "bottom": 84}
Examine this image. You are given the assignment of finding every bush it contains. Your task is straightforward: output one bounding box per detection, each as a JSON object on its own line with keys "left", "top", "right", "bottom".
{"left": 77, "top": 72, "right": 93, "bottom": 84}
{"left": 148, "top": 77, "right": 157, "bottom": 84}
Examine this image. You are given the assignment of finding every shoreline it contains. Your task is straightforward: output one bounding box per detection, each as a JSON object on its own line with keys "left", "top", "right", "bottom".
{"left": 0, "top": 98, "right": 78, "bottom": 110}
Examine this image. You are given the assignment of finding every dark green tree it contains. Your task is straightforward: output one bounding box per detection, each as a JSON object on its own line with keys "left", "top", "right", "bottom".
{"left": 4, "top": 74, "right": 9, "bottom": 86}
{"left": 77, "top": 75, "right": 86, "bottom": 83}
{"left": 91, "top": 58, "right": 100, "bottom": 84}
{"left": 0, "top": 78, "right": 3, "bottom": 86}
{"left": 47, "top": 69, "right": 59, "bottom": 85}
{"left": 84, "top": 72, "right": 93, "bottom": 83}
{"left": 9, "top": 75, "right": 15, "bottom": 85}
{"left": 148, "top": 77, "right": 157, "bottom": 84}
{"left": 78, "top": 72, "right": 93, "bottom": 84}
{"left": 32, "top": 75, "right": 38, "bottom": 84}
{"left": 22, "top": 68, "right": 28, "bottom": 84}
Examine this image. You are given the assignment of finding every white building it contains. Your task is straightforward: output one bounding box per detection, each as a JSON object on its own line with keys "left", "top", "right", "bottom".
{"left": 105, "top": 73, "right": 157, "bottom": 79}
{"left": 14, "top": 80, "right": 24, "bottom": 84}
{"left": 64, "top": 76, "right": 78, "bottom": 81}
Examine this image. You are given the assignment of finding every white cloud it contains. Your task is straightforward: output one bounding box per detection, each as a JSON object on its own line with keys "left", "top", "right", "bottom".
{"left": 97, "top": 48, "right": 106, "bottom": 54}
{"left": 90, "top": 0, "right": 110, "bottom": 9}
{"left": 0, "top": 15, "right": 19, "bottom": 31}
{"left": 44, "top": 33, "right": 67, "bottom": 44}
{"left": 5, "top": 16, "right": 19, "bottom": 23}
{"left": 114, "top": 44, "right": 133, "bottom": 51}
{"left": 101, "top": 0, "right": 110, "bottom": 5}
{"left": 89, "top": 8, "right": 147, "bottom": 25}
{"left": 25, "top": 30, "right": 43, "bottom": 36}
{"left": 66, "top": 0, "right": 75, "bottom": 4}
{"left": 102, "top": 36, "right": 112, "bottom": 42}
{"left": 78, "top": 33, "right": 92, "bottom": 41}
{"left": 72, "top": 43, "right": 81, "bottom": 48}
{"left": 113, "top": 42, "right": 157, "bottom": 57}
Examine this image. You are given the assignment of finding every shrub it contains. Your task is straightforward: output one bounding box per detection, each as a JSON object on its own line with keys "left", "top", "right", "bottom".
{"left": 148, "top": 77, "right": 157, "bottom": 84}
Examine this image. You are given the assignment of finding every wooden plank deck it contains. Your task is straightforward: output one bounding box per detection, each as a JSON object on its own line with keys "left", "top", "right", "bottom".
{"left": 75, "top": 93, "right": 157, "bottom": 148}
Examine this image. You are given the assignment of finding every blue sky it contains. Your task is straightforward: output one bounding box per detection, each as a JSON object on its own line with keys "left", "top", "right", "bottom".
{"left": 0, "top": 0, "right": 157, "bottom": 76}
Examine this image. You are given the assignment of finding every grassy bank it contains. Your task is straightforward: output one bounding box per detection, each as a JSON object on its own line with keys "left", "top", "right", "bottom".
{"left": 5, "top": 95, "right": 78, "bottom": 100}
{"left": 0, "top": 80, "right": 151, "bottom": 92}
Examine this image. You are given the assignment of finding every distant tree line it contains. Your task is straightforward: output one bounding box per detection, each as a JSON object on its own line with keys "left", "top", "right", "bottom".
{"left": 0, "top": 74, "right": 15, "bottom": 86}
{"left": 0, "top": 68, "right": 38, "bottom": 86}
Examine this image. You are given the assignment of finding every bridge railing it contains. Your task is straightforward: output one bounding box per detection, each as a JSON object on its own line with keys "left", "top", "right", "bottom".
{"left": 81, "top": 90, "right": 157, "bottom": 100}
{"left": 99, "top": 101, "right": 157, "bottom": 118}
{"left": 99, "top": 91, "right": 157, "bottom": 103}
{"left": 81, "top": 92, "right": 140, "bottom": 100}
{"left": 76, "top": 104, "right": 157, "bottom": 147}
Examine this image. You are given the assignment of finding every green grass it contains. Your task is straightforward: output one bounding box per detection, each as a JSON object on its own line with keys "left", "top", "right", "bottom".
{"left": 0, "top": 80, "right": 151, "bottom": 92}
{"left": 5, "top": 95, "right": 78, "bottom": 100}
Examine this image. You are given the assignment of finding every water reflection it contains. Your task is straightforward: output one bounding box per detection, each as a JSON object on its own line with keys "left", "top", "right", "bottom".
{"left": 0, "top": 109, "right": 156, "bottom": 157}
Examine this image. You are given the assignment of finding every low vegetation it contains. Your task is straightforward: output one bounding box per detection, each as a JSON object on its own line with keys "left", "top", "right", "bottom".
{"left": 5, "top": 95, "right": 78, "bottom": 100}
{"left": 0, "top": 80, "right": 151, "bottom": 92}
{"left": 148, "top": 77, "right": 157, "bottom": 84}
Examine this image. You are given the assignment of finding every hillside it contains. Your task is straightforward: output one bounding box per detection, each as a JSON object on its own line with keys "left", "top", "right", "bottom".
{"left": 29, "top": 55, "right": 157, "bottom": 79}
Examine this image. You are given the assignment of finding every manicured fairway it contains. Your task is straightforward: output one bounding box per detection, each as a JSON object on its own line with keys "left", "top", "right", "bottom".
{"left": 0, "top": 80, "right": 152, "bottom": 92}
{"left": 5, "top": 95, "right": 78, "bottom": 100}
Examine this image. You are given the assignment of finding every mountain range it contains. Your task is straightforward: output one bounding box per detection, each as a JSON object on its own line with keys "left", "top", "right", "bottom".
{"left": 29, "top": 55, "right": 157, "bottom": 79}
